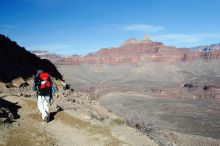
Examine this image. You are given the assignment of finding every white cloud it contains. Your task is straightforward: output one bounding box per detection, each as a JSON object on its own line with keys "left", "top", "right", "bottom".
{"left": 123, "top": 24, "right": 163, "bottom": 32}
{"left": 17, "top": 0, "right": 58, "bottom": 8}
{"left": 155, "top": 33, "right": 220, "bottom": 43}
{"left": 21, "top": 0, "right": 58, "bottom": 4}
{"left": 0, "top": 25, "right": 16, "bottom": 29}
{"left": 0, "top": 25, "right": 16, "bottom": 34}
{"left": 19, "top": 0, "right": 73, "bottom": 7}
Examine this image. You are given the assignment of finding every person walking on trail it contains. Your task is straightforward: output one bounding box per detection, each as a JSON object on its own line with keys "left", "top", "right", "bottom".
{"left": 33, "top": 70, "right": 56, "bottom": 123}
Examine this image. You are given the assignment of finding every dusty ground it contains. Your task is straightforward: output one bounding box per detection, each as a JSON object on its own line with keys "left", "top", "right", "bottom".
{"left": 0, "top": 95, "right": 157, "bottom": 146}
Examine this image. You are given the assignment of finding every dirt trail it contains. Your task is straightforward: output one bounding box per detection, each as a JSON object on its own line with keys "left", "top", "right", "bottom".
{"left": 0, "top": 96, "right": 157, "bottom": 146}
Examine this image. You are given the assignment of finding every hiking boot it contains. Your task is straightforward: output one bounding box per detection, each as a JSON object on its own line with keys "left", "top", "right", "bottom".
{"left": 43, "top": 115, "right": 50, "bottom": 123}
{"left": 47, "top": 114, "right": 50, "bottom": 123}
{"left": 43, "top": 116, "right": 47, "bottom": 122}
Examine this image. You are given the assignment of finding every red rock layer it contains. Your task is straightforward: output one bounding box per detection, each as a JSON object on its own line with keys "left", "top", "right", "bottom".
{"left": 36, "top": 40, "right": 220, "bottom": 65}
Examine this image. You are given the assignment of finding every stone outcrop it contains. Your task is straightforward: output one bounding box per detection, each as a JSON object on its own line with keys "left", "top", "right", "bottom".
{"left": 11, "top": 77, "right": 27, "bottom": 88}
{"left": 0, "top": 82, "right": 6, "bottom": 93}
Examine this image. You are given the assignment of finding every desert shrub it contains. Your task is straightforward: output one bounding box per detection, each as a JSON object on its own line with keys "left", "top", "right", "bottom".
{"left": 0, "top": 108, "right": 14, "bottom": 124}
{"left": 124, "top": 110, "right": 159, "bottom": 133}
{"left": 106, "top": 104, "right": 159, "bottom": 134}
{"left": 110, "top": 118, "right": 124, "bottom": 125}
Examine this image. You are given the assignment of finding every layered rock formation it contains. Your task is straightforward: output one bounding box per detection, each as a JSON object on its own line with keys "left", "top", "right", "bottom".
{"left": 191, "top": 43, "right": 220, "bottom": 51}
{"left": 38, "top": 36, "right": 220, "bottom": 65}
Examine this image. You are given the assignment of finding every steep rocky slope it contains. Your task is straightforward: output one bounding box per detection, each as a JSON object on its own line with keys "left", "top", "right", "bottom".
{"left": 0, "top": 34, "right": 62, "bottom": 83}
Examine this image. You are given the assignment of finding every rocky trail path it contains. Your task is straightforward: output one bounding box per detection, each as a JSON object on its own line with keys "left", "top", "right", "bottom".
{"left": 0, "top": 96, "right": 157, "bottom": 146}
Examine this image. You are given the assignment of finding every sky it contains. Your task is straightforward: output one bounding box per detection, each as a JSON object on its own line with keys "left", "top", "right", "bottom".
{"left": 0, "top": 0, "right": 220, "bottom": 55}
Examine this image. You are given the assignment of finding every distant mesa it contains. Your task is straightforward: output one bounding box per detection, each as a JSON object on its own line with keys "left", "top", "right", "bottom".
{"left": 31, "top": 35, "right": 220, "bottom": 65}
{"left": 31, "top": 50, "right": 49, "bottom": 55}
{"left": 122, "top": 35, "right": 152, "bottom": 46}
{"left": 191, "top": 43, "right": 220, "bottom": 52}
{"left": 122, "top": 38, "right": 139, "bottom": 46}
{"left": 31, "top": 50, "right": 65, "bottom": 63}
{"left": 141, "top": 35, "right": 153, "bottom": 43}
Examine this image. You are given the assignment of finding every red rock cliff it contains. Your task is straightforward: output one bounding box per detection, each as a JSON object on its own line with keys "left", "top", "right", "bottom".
{"left": 35, "top": 37, "right": 220, "bottom": 65}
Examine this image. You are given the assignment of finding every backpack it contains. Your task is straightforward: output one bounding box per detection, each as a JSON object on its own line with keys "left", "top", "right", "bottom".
{"left": 37, "top": 72, "right": 52, "bottom": 96}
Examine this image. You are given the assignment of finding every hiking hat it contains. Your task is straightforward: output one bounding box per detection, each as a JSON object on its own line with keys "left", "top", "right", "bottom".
{"left": 36, "top": 69, "right": 43, "bottom": 76}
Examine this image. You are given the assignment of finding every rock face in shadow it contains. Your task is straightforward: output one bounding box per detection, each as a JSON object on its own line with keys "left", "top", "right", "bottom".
{"left": 0, "top": 34, "right": 63, "bottom": 83}
{"left": 0, "top": 97, "right": 21, "bottom": 123}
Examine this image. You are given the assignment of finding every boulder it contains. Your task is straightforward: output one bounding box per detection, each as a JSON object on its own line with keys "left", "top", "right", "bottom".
{"left": 0, "top": 82, "right": 6, "bottom": 93}
{"left": 11, "top": 77, "right": 27, "bottom": 88}
{"left": 25, "top": 76, "right": 34, "bottom": 86}
{"left": 91, "top": 104, "right": 109, "bottom": 120}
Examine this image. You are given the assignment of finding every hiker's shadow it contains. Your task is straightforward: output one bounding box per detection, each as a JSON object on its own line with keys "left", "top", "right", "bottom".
{"left": 49, "top": 106, "right": 63, "bottom": 122}
{"left": 0, "top": 96, "right": 21, "bottom": 123}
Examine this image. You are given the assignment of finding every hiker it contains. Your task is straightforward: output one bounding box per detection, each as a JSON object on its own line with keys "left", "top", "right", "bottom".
{"left": 33, "top": 70, "right": 55, "bottom": 123}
